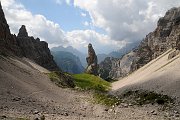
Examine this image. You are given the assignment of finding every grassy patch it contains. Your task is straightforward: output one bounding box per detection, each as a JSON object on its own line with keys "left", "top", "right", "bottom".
{"left": 94, "top": 92, "right": 120, "bottom": 106}
{"left": 72, "top": 73, "right": 111, "bottom": 92}
{"left": 121, "top": 90, "right": 174, "bottom": 106}
{"left": 72, "top": 73, "right": 120, "bottom": 106}
{"left": 47, "top": 71, "right": 75, "bottom": 88}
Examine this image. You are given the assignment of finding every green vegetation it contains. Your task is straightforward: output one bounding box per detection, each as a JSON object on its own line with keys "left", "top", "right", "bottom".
{"left": 72, "top": 73, "right": 120, "bottom": 106}
{"left": 121, "top": 90, "right": 174, "bottom": 106}
{"left": 72, "top": 73, "right": 111, "bottom": 92}
{"left": 48, "top": 72, "right": 174, "bottom": 107}
{"left": 47, "top": 71, "right": 75, "bottom": 88}
{"left": 94, "top": 92, "right": 120, "bottom": 106}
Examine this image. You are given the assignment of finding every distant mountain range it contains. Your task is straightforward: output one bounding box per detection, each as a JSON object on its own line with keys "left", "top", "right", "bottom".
{"left": 51, "top": 51, "right": 84, "bottom": 74}
{"left": 51, "top": 42, "right": 139, "bottom": 68}
{"left": 108, "top": 42, "right": 139, "bottom": 58}
{"left": 51, "top": 46, "right": 87, "bottom": 67}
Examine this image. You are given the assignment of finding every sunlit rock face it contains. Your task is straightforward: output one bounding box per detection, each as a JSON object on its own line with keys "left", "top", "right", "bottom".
{"left": 85, "top": 43, "right": 98, "bottom": 75}
{"left": 99, "top": 7, "right": 180, "bottom": 79}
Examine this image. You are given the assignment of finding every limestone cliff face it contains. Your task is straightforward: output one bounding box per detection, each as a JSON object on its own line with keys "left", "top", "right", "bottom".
{"left": 0, "top": 2, "right": 22, "bottom": 56}
{"left": 99, "top": 52, "right": 138, "bottom": 79}
{"left": 99, "top": 7, "right": 180, "bottom": 79}
{"left": 0, "top": 2, "right": 59, "bottom": 71}
{"left": 16, "top": 25, "right": 59, "bottom": 71}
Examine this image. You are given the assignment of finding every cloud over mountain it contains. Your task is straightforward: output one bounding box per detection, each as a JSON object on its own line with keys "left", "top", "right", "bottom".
{"left": 74, "top": 0, "right": 180, "bottom": 42}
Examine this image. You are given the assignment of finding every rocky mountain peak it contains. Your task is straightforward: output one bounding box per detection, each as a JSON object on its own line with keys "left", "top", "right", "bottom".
{"left": 16, "top": 25, "right": 59, "bottom": 71}
{"left": 0, "top": 1, "right": 21, "bottom": 56}
{"left": 0, "top": 3, "right": 59, "bottom": 71}
{"left": 17, "top": 25, "right": 28, "bottom": 37}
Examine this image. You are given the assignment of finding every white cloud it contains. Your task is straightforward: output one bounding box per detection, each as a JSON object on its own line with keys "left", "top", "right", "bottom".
{"left": 65, "top": 0, "right": 71, "bottom": 5}
{"left": 66, "top": 30, "right": 125, "bottom": 53}
{"left": 3, "top": 0, "right": 180, "bottom": 54}
{"left": 81, "top": 12, "right": 86, "bottom": 17}
{"left": 73, "top": 0, "right": 180, "bottom": 42}
{"left": 1, "top": 0, "right": 125, "bottom": 54}
{"left": 1, "top": 0, "right": 68, "bottom": 46}
{"left": 55, "top": 0, "right": 72, "bottom": 5}
{"left": 83, "top": 21, "right": 89, "bottom": 26}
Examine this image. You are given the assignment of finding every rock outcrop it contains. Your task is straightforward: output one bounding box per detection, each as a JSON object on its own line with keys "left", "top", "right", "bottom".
{"left": 17, "top": 25, "right": 28, "bottom": 37}
{"left": 16, "top": 25, "right": 59, "bottom": 71}
{"left": 99, "top": 57, "right": 114, "bottom": 79}
{"left": 85, "top": 43, "right": 98, "bottom": 75}
{"left": 0, "top": 2, "right": 59, "bottom": 71}
{"left": 99, "top": 52, "right": 137, "bottom": 79}
{"left": 0, "top": 2, "right": 22, "bottom": 56}
{"left": 99, "top": 7, "right": 180, "bottom": 79}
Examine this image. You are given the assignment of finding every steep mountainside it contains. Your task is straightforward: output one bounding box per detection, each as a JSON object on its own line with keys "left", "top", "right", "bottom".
{"left": 112, "top": 49, "right": 180, "bottom": 108}
{"left": 16, "top": 25, "right": 59, "bottom": 71}
{"left": 99, "top": 7, "right": 180, "bottom": 79}
{"left": 0, "top": 2, "right": 59, "bottom": 71}
{"left": 52, "top": 51, "right": 84, "bottom": 74}
{"left": 0, "top": 3, "right": 22, "bottom": 56}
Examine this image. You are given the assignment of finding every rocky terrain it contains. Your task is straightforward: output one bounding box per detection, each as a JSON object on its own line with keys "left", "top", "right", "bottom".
{"left": 99, "top": 7, "right": 180, "bottom": 79}
{"left": 85, "top": 43, "right": 98, "bottom": 75}
{"left": 52, "top": 51, "right": 84, "bottom": 74}
{"left": 111, "top": 48, "right": 180, "bottom": 119}
{"left": 0, "top": 55, "right": 179, "bottom": 120}
{"left": 0, "top": 2, "right": 58, "bottom": 71}
{"left": 0, "top": 2, "right": 22, "bottom": 56}
{"left": 16, "top": 25, "right": 59, "bottom": 71}
{"left": 1, "top": 1, "right": 180, "bottom": 119}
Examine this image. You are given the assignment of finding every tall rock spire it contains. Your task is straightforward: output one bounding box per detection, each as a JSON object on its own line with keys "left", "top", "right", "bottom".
{"left": 85, "top": 43, "right": 98, "bottom": 75}
{"left": 17, "top": 25, "right": 28, "bottom": 37}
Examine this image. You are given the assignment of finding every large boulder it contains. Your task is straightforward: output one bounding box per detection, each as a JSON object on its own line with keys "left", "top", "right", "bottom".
{"left": 85, "top": 43, "right": 98, "bottom": 75}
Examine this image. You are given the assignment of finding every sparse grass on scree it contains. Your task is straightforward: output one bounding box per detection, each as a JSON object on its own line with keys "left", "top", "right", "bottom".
{"left": 72, "top": 73, "right": 111, "bottom": 92}
{"left": 121, "top": 90, "right": 174, "bottom": 107}
{"left": 47, "top": 72, "right": 174, "bottom": 107}
{"left": 72, "top": 73, "right": 120, "bottom": 106}
{"left": 47, "top": 71, "right": 75, "bottom": 88}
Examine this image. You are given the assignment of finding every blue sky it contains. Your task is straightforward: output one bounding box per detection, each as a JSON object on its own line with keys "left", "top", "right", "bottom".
{"left": 2, "top": 0, "right": 180, "bottom": 54}
{"left": 16, "top": 0, "right": 91, "bottom": 31}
